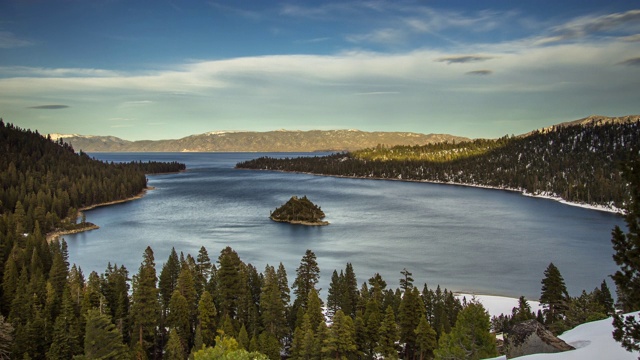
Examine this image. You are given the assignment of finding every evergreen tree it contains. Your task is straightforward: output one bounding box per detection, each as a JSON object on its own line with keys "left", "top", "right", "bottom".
{"left": 511, "top": 296, "right": 535, "bottom": 323}
{"left": 376, "top": 306, "right": 399, "bottom": 359}
{"left": 260, "top": 265, "right": 288, "bottom": 341}
{"left": 292, "top": 250, "right": 320, "bottom": 325}
{"left": 258, "top": 331, "right": 281, "bottom": 360}
{"left": 83, "top": 308, "right": 129, "bottom": 360}
{"left": 130, "top": 246, "right": 160, "bottom": 357}
{"left": 159, "top": 248, "right": 180, "bottom": 314}
{"left": 305, "top": 289, "right": 324, "bottom": 333}
{"left": 400, "top": 268, "right": 414, "bottom": 292}
{"left": 594, "top": 280, "right": 614, "bottom": 315}
{"left": 195, "top": 246, "right": 212, "bottom": 298}
{"left": 326, "top": 270, "right": 342, "bottom": 318}
{"left": 164, "top": 328, "right": 186, "bottom": 360}
{"left": 340, "top": 263, "right": 358, "bottom": 318}
{"left": 323, "top": 310, "right": 357, "bottom": 360}
{"left": 414, "top": 315, "right": 437, "bottom": 360}
{"left": 611, "top": 156, "right": 640, "bottom": 353}
{"left": 398, "top": 287, "right": 425, "bottom": 359}
{"left": 168, "top": 290, "right": 191, "bottom": 350}
{"left": 48, "top": 286, "right": 82, "bottom": 360}
{"left": 197, "top": 290, "right": 217, "bottom": 347}
{"left": 217, "top": 247, "right": 244, "bottom": 319}
{"left": 237, "top": 324, "right": 250, "bottom": 351}
{"left": 434, "top": 300, "right": 497, "bottom": 360}
{"left": 540, "top": 262, "right": 569, "bottom": 329}
{"left": 362, "top": 297, "right": 382, "bottom": 358}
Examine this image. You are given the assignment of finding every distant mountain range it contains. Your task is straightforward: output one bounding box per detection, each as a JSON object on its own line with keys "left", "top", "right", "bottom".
{"left": 48, "top": 129, "right": 470, "bottom": 152}
{"left": 50, "top": 115, "right": 639, "bottom": 152}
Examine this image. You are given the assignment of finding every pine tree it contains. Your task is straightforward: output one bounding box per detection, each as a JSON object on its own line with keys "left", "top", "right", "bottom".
{"left": 237, "top": 324, "right": 250, "bottom": 351}
{"left": 414, "top": 315, "right": 437, "bottom": 360}
{"left": 376, "top": 306, "right": 399, "bottom": 359}
{"left": 398, "top": 287, "right": 424, "bottom": 359}
{"left": 159, "top": 248, "right": 180, "bottom": 314}
{"left": 511, "top": 296, "right": 535, "bottom": 323}
{"left": 362, "top": 297, "right": 382, "bottom": 358}
{"left": 400, "top": 268, "right": 414, "bottom": 292}
{"left": 340, "top": 263, "right": 358, "bottom": 318}
{"left": 611, "top": 156, "right": 640, "bottom": 353}
{"left": 323, "top": 310, "right": 357, "bottom": 360}
{"left": 540, "top": 262, "right": 569, "bottom": 328}
{"left": 326, "top": 270, "right": 342, "bottom": 318}
{"left": 168, "top": 290, "right": 191, "bottom": 350}
{"left": 292, "top": 250, "right": 320, "bottom": 328}
{"left": 434, "top": 300, "right": 497, "bottom": 360}
{"left": 83, "top": 309, "right": 129, "bottom": 359}
{"left": 47, "top": 286, "right": 81, "bottom": 359}
{"left": 305, "top": 289, "right": 324, "bottom": 333}
{"left": 217, "top": 247, "right": 244, "bottom": 319}
{"left": 197, "top": 290, "right": 217, "bottom": 347}
{"left": 195, "top": 246, "right": 212, "bottom": 298}
{"left": 164, "top": 328, "right": 186, "bottom": 360}
{"left": 130, "top": 246, "right": 160, "bottom": 357}
{"left": 260, "top": 265, "right": 288, "bottom": 341}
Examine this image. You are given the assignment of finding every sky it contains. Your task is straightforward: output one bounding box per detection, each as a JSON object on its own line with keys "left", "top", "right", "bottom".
{"left": 0, "top": 0, "right": 639, "bottom": 140}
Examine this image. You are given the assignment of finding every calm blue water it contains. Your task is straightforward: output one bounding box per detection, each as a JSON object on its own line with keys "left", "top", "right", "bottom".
{"left": 65, "top": 152, "right": 624, "bottom": 300}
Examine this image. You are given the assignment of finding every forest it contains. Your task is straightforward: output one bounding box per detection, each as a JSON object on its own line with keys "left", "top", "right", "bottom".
{"left": 237, "top": 120, "right": 640, "bottom": 210}
{"left": 0, "top": 119, "right": 639, "bottom": 359}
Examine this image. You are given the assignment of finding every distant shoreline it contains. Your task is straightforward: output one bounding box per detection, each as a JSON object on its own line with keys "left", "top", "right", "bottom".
{"left": 241, "top": 168, "right": 624, "bottom": 215}
{"left": 46, "top": 186, "right": 154, "bottom": 242}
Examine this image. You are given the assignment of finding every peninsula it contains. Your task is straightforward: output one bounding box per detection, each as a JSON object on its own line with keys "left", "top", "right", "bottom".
{"left": 270, "top": 196, "right": 328, "bottom": 226}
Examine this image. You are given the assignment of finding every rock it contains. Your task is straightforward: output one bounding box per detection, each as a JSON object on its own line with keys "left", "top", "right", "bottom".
{"left": 505, "top": 319, "right": 574, "bottom": 358}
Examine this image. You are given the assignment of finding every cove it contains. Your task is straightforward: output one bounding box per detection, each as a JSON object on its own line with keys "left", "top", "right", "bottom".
{"left": 64, "top": 152, "right": 624, "bottom": 300}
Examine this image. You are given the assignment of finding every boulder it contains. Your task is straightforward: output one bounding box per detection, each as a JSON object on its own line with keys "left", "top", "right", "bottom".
{"left": 505, "top": 319, "right": 574, "bottom": 358}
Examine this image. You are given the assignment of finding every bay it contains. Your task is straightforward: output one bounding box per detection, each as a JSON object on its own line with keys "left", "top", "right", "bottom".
{"left": 65, "top": 152, "right": 624, "bottom": 300}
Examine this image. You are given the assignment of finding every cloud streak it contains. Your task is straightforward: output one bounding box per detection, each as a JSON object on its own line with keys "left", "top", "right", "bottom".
{"left": 0, "top": 31, "right": 32, "bottom": 48}
{"left": 436, "top": 55, "right": 494, "bottom": 64}
{"left": 28, "top": 105, "right": 69, "bottom": 110}
{"left": 538, "top": 9, "right": 640, "bottom": 44}
{"left": 466, "top": 70, "right": 493, "bottom": 76}
{"left": 618, "top": 57, "right": 640, "bottom": 66}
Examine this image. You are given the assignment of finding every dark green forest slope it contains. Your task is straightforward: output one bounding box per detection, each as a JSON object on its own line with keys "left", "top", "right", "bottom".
{"left": 237, "top": 119, "right": 640, "bottom": 210}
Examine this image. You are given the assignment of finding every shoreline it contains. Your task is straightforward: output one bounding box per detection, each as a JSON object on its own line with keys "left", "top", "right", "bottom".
{"left": 241, "top": 168, "right": 624, "bottom": 215}
{"left": 270, "top": 217, "right": 330, "bottom": 226}
{"left": 46, "top": 186, "right": 154, "bottom": 242}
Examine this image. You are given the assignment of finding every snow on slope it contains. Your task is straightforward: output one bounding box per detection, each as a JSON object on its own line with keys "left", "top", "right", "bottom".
{"left": 515, "top": 312, "right": 639, "bottom": 359}
{"left": 456, "top": 294, "right": 543, "bottom": 318}
{"left": 456, "top": 295, "right": 639, "bottom": 359}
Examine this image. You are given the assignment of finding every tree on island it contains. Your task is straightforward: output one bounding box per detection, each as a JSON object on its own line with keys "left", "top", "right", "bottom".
{"left": 270, "top": 196, "right": 328, "bottom": 225}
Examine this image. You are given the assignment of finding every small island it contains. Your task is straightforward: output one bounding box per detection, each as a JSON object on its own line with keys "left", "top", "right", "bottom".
{"left": 270, "top": 196, "right": 329, "bottom": 226}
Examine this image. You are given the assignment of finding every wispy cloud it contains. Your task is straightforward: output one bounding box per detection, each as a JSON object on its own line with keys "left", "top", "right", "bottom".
{"left": 436, "top": 55, "right": 494, "bottom": 64}
{"left": 537, "top": 9, "right": 640, "bottom": 45}
{"left": 28, "top": 105, "right": 69, "bottom": 110}
{"left": 294, "top": 37, "right": 331, "bottom": 44}
{"left": 352, "top": 91, "right": 400, "bottom": 96}
{"left": 618, "top": 57, "right": 640, "bottom": 66}
{"left": 346, "top": 28, "right": 406, "bottom": 45}
{"left": 466, "top": 70, "right": 493, "bottom": 76}
{"left": 620, "top": 34, "right": 640, "bottom": 42}
{"left": 0, "top": 31, "right": 33, "bottom": 48}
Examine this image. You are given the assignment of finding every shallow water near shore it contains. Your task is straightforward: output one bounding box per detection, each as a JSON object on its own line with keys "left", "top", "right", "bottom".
{"left": 65, "top": 152, "right": 624, "bottom": 300}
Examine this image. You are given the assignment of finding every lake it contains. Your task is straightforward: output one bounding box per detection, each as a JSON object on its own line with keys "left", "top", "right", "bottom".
{"left": 64, "top": 152, "right": 624, "bottom": 300}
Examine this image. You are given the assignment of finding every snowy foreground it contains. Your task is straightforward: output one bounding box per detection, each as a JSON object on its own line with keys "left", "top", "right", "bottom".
{"left": 460, "top": 294, "right": 640, "bottom": 360}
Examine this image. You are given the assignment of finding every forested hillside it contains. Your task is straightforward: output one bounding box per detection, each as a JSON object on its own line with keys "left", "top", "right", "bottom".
{"left": 237, "top": 119, "right": 640, "bottom": 210}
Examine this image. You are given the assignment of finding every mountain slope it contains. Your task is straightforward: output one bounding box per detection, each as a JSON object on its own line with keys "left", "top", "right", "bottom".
{"left": 49, "top": 130, "right": 469, "bottom": 152}
{"left": 236, "top": 116, "right": 640, "bottom": 209}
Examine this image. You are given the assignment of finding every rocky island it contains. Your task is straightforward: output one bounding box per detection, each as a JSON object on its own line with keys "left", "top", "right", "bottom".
{"left": 270, "top": 196, "right": 328, "bottom": 226}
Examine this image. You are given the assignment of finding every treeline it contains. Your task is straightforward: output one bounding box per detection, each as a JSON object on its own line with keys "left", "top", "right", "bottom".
{"left": 2, "top": 240, "right": 496, "bottom": 359}
{"left": 237, "top": 121, "right": 639, "bottom": 209}
{"left": 0, "top": 119, "right": 185, "bottom": 235}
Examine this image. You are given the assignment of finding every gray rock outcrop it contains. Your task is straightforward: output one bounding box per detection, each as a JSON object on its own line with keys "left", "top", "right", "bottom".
{"left": 505, "top": 320, "right": 574, "bottom": 358}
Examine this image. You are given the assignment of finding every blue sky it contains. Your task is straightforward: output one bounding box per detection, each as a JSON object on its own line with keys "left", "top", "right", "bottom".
{"left": 1, "top": 1, "right": 639, "bottom": 140}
